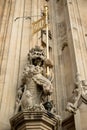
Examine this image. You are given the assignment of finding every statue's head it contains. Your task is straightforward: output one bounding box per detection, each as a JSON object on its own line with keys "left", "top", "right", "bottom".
{"left": 28, "top": 46, "right": 46, "bottom": 66}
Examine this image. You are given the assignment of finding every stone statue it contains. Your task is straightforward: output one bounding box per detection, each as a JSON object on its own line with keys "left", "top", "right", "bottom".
{"left": 66, "top": 73, "right": 87, "bottom": 114}
{"left": 15, "top": 46, "right": 54, "bottom": 113}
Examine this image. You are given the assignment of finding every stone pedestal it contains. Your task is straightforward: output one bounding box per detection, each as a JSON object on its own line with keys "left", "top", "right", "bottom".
{"left": 10, "top": 111, "right": 58, "bottom": 130}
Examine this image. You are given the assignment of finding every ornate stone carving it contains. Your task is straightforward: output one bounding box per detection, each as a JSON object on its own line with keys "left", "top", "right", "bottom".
{"left": 66, "top": 73, "right": 87, "bottom": 114}
{"left": 15, "top": 46, "right": 54, "bottom": 114}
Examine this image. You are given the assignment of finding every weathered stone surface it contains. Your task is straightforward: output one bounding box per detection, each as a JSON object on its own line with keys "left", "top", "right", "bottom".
{"left": 10, "top": 111, "right": 58, "bottom": 130}
{"left": 15, "top": 46, "right": 54, "bottom": 114}
{"left": 0, "top": 0, "right": 87, "bottom": 130}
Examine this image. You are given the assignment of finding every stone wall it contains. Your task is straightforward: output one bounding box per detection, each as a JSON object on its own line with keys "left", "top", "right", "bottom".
{"left": 0, "top": 0, "right": 87, "bottom": 130}
{"left": 0, "top": 0, "right": 47, "bottom": 129}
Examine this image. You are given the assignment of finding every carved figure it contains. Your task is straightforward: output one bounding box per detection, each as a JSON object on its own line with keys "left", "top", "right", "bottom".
{"left": 15, "top": 46, "right": 54, "bottom": 113}
{"left": 66, "top": 73, "right": 87, "bottom": 114}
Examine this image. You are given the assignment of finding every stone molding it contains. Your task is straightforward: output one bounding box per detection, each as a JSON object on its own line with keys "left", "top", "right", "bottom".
{"left": 10, "top": 111, "right": 58, "bottom": 130}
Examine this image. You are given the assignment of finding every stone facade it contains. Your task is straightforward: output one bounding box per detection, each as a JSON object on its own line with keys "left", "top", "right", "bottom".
{"left": 0, "top": 0, "right": 87, "bottom": 130}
